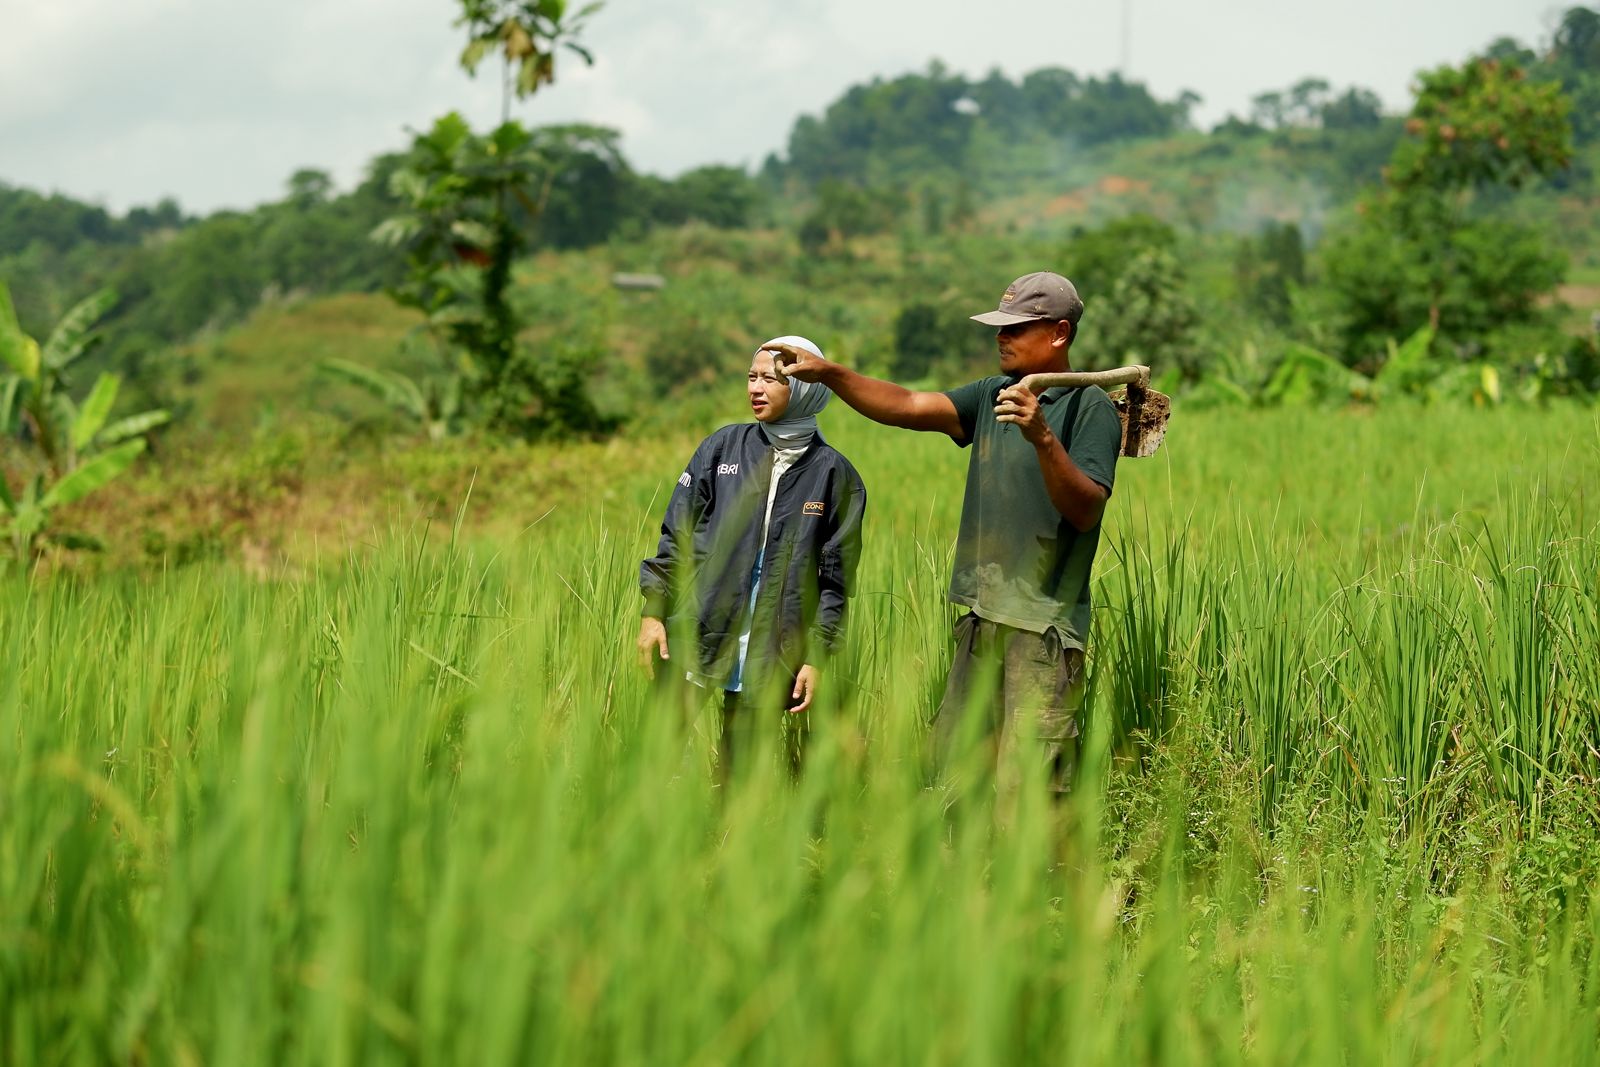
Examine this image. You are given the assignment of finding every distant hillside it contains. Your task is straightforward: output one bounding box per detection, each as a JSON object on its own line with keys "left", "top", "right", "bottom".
{"left": 2, "top": 6, "right": 1597, "bottom": 442}
{"left": 0, "top": 61, "right": 1402, "bottom": 343}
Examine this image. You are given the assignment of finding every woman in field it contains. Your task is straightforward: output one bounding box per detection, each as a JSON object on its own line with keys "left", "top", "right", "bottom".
{"left": 637, "top": 336, "right": 866, "bottom": 777}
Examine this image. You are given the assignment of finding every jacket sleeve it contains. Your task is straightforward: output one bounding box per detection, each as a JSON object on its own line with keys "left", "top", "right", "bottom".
{"left": 809, "top": 464, "right": 867, "bottom": 656}
{"left": 640, "top": 437, "right": 715, "bottom": 619}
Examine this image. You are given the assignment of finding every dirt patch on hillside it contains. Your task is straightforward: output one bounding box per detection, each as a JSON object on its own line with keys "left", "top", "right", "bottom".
{"left": 1097, "top": 174, "right": 1150, "bottom": 197}
{"left": 1042, "top": 191, "right": 1091, "bottom": 218}
{"left": 1555, "top": 284, "right": 1600, "bottom": 309}
{"left": 1039, "top": 175, "right": 1155, "bottom": 220}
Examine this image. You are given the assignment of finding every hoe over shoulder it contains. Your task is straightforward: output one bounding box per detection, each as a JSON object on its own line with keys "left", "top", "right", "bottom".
{"left": 1018, "top": 365, "right": 1169, "bottom": 460}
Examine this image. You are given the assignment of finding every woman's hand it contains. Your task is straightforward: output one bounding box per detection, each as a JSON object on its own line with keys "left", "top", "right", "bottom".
{"left": 790, "top": 664, "right": 819, "bottom": 713}
{"left": 637, "top": 617, "right": 669, "bottom": 678}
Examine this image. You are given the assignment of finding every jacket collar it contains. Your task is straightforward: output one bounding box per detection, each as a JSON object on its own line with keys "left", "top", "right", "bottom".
{"left": 754, "top": 423, "right": 827, "bottom": 454}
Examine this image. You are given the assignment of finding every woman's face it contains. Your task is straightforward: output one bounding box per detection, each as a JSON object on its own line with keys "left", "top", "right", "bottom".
{"left": 748, "top": 350, "right": 792, "bottom": 422}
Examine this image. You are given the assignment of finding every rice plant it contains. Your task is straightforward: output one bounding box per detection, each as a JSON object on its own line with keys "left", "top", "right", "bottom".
{"left": 4, "top": 405, "right": 1599, "bottom": 1064}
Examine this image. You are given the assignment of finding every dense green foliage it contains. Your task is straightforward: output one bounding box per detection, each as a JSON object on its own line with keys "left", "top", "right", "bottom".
{"left": 1060, "top": 212, "right": 1177, "bottom": 298}
{"left": 1233, "top": 221, "right": 1306, "bottom": 327}
{"left": 1513, "top": 6, "right": 1600, "bottom": 150}
{"left": 0, "top": 170, "right": 404, "bottom": 379}
{"left": 6, "top": 405, "right": 1600, "bottom": 1061}
{"left": 777, "top": 62, "right": 1199, "bottom": 190}
{"left": 1322, "top": 56, "right": 1574, "bottom": 367}
{"left": 1389, "top": 59, "right": 1571, "bottom": 193}
{"left": 0, "top": 186, "right": 184, "bottom": 259}
{"left": 1093, "top": 248, "right": 1203, "bottom": 380}
{"left": 0, "top": 154, "right": 764, "bottom": 409}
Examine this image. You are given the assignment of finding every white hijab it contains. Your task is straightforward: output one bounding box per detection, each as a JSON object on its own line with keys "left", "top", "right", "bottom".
{"left": 759, "top": 334, "right": 831, "bottom": 450}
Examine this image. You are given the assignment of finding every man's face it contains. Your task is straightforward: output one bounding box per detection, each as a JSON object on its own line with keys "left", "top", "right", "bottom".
{"left": 748, "top": 350, "right": 792, "bottom": 422}
{"left": 995, "top": 319, "right": 1071, "bottom": 375}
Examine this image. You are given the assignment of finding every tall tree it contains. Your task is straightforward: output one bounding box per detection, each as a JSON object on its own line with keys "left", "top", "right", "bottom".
{"left": 1091, "top": 248, "right": 1202, "bottom": 380}
{"left": 1389, "top": 58, "right": 1570, "bottom": 192}
{"left": 1322, "top": 56, "right": 1572, "bottom": 363}
{"left": 456, "top": 0, "right": 600, "bottom": 121}
{"left": 1547, "top": 6, "right": 1600, "bottom": 144}
{"left": 355, "top": 0, "right": 611, "bottom": 440}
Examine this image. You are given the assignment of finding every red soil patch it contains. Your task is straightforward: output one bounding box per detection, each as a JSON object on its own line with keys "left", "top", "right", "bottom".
{"left": 1097, "top": 174, "right": 1150, "bottom": 197}
{"left": 1041, "top": 191, "right": 1091, "bottom": 218}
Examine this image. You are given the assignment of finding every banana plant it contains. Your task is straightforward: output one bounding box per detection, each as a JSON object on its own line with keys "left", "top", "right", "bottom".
{"left": 1368, "top": 326, "right": 1440, "bottom": 401}
{"left": 0, "top": 282, "right": 170, "bottom": 563}
{"left": 1190, "top": 326, "right": 1484, "bottom": 410}
{"left": 1262, "top": 342, "right": 1374, "bottom": 405}
{"left": 319, "top": 357, "right": 461, "bottom": 441}
{"left": 1257, "top": 326, "right": 1447, "bottom": 407}
{"left": 0, "top": 443, "right": 148, "bottom": 560}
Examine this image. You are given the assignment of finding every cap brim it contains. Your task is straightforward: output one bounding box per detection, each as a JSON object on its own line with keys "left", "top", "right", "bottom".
{"left": 970, "top": 309, "right": 1044, "bottom": 327}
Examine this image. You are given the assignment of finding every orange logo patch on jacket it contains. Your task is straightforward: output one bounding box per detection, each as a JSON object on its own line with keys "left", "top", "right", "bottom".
{"left": 802, "top": 500, "right": 825, "bottom": 516}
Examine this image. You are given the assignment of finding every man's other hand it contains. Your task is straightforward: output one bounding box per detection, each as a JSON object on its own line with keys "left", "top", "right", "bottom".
{"left": 994, "top": 383, "right": 1051, "bottom": 446}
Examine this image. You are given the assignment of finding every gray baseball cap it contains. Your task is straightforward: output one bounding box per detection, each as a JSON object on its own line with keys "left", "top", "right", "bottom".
{"left": 970, "top": 271, "right": 1084, "bottom": 327}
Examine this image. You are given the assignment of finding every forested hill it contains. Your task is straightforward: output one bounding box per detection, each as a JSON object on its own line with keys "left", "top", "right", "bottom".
{"left": 0, "top": 63, "right": 1405, "bottom": 342}
{"left": 2, "top": 6, "right": 1598, "bottom": 416}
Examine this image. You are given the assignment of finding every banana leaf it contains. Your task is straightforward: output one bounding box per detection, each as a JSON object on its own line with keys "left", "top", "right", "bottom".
{"left": 1266, "top": 344, "right": 1372, "bottom": 406}
{"left": 371, "top": 216, "right": 423, "bottom": 247}
{"left": 320, "top": 359, "right": 428, "bottom": 420}
{"left": 1373, "top": 326, "right": 1437, "bottom": 398}
{"left": 1181, "top": 376, "right": 1253, "bottom": 409}
{"left": 0, "top": 375, "right": 22, "bottom": 436}
{"left": 96, "top": 409, "right": 172, "bottom": 447}
{"left": 41, "top": 439, "right": 145, "bottom": 509}
{"left": 0, "top": 284, "right": 40, "bottom": 380}
{"left": 71, "top": 373, "right": 120, "bottom": 452}
{"left": 42, "top": 288, "right": 117, "bottom": 371}
{"left": 0, "top": 283, "right": 35, "bottom": 380}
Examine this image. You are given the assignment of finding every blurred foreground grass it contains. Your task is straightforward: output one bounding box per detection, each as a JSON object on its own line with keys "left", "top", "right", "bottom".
{"left": 5, "top": 403, "right": 1600, "bottom": 1063}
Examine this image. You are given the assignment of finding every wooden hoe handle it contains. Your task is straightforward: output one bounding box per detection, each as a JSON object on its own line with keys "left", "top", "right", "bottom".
{"left": 1018, "top": 365, "right": 1151, "bottom": 395}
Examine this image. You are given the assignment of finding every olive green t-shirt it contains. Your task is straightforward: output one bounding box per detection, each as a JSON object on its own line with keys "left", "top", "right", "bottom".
{"left": 943, "top": 377, "right": 1122, "bottom": 648}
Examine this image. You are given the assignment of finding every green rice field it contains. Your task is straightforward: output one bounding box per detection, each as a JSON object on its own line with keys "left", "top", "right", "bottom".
{"left": 5, "top": 404, "right": 1600, "bottom": 1064}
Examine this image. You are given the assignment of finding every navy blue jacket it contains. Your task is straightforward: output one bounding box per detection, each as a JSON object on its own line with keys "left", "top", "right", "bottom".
{"left": 640, "top": 423, "right": 866, "bottom": 692}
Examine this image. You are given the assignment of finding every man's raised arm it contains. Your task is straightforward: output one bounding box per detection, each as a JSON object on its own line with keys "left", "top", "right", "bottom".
{"left": 764, "top": 342, "right": 965, "bottom": 442}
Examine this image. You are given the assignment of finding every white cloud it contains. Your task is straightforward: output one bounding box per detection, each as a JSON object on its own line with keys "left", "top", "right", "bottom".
{"left": 0, "top": 0, "right": 1557, "bottom": 213}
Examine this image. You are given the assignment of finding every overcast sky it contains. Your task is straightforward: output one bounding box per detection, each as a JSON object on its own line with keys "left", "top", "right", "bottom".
{"left": 0, "top": 0, "right": 1567, "bottom": 214}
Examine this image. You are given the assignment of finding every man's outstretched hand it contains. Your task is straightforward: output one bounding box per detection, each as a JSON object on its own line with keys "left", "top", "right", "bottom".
{"left": 763, "top": 342, "right": 830, "bottom": 383}
{"left": 637, "top": 616, "right": 669, "bottom": 679}
{"left": 762, "top": 341, "right": 965, "bottom": 439}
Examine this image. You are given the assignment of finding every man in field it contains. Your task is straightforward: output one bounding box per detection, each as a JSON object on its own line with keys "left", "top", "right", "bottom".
{"left": 768, "top": 272, "right": 1122, "bottom": 793}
